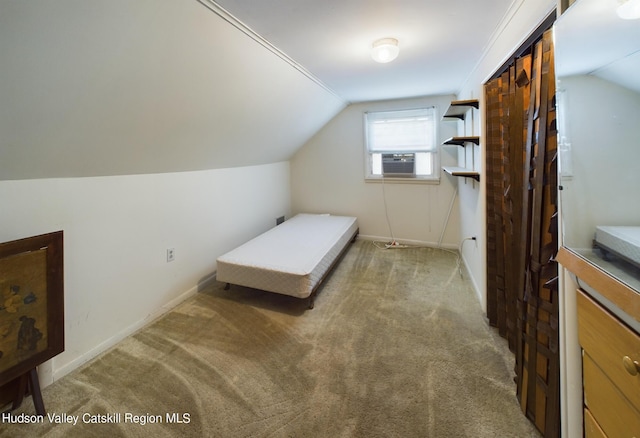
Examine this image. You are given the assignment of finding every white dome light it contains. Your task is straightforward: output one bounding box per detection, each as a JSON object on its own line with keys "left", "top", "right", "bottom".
{"left": 617, "top": 0, "right": 640, "bottom": 19}
{"left": 371, "top": 38, "right": 399, "bottom": 63}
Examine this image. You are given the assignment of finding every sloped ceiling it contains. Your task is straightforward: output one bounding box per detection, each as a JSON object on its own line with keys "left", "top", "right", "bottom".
{"left": 555, "top": 0, "right": 640, "bottom": 93}
{"left": 0, "top": 0, "right": 345, "bottom": 180}
{"left": 1, "top": 0, "right": 516, "bottom": 180}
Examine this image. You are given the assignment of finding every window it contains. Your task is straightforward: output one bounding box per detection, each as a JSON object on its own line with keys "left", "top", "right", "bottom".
{"left": 364, "top": 107, "right": 438, "bottom": 181}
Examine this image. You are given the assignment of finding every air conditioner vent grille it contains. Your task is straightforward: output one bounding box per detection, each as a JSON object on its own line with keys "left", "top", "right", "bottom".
{"left": 382, "top": 153, "right": 415, "bottom": 177}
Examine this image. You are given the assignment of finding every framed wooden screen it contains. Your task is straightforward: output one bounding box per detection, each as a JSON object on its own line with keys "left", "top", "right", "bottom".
{"left": 0, "top": 231, "right": 64, "bottom": 387}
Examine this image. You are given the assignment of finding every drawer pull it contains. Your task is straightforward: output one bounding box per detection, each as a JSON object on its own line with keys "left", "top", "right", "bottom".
{"left": 622, "top": 356, "right": 640, "bottom": 376}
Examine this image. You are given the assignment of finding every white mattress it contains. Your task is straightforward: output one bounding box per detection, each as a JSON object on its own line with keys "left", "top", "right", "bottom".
{"left": 216, "top": 214, "right": 358, "bottom": 299}
{"left": 594, "top": 226, "right": 640, "bottom": 265}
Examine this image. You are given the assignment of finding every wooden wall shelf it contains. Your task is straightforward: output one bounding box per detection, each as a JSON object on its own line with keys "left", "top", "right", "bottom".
{"left": 443, "top": 99, "right": 480, "bottom": 120}
{"left": 442, "top": 166, "right": 480, "bottom": 182}
{"left": 443, "top": 136, "right": 480, "bottom": 146}
{"left": 442, "top": 99, "right": 481, "bottom": 183}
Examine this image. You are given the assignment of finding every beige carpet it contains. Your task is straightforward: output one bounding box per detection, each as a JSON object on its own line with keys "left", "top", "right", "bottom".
{"left": 1, "top": 240, "right": 540, "bottom": 437}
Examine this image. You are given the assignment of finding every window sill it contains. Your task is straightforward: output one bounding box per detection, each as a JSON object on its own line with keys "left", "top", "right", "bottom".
{"left": 365, "top": 176, "right": 440, "bottom": 185}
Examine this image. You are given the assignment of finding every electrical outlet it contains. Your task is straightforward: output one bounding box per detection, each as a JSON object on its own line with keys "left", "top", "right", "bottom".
{"left": 167, "top": 248, "right": 175, "bottom": 262}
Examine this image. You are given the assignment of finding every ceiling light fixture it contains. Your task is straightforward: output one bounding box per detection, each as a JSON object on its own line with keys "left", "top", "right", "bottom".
{"left": 617, "top": 0, "right": 640, "bottom": 19}
{"left": 371, "top": 38, "right": 399, "bottom": 63}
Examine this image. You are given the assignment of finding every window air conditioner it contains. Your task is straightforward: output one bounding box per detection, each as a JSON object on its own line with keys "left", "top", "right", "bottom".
{"left": 382, "top": 153, "right": 415, "bottom": 177}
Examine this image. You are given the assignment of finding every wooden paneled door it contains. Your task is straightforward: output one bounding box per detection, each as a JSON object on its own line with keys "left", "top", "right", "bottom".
{"left": 484, "top": 29, "right": 560, "bottom": 437}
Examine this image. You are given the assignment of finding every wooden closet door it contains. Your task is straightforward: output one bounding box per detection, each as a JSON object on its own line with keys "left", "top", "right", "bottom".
{"left": 484, "top": 29, "right": 559, "bottom": 438}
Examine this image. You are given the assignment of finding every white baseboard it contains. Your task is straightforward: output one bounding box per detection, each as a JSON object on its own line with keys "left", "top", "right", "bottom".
{"left": 50, "top": 275, "right": 216, "bottom": 384}
{"left": 357, "top": 234, "right": 458, "bottom": 251}
{"left": 359, "top": 234, "right": 483, "bottom": 308}
{"left": 460, "top": 253, "right": 484, "bottom": 309}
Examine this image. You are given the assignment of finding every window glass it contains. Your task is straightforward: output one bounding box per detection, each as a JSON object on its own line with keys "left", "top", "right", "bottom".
{"left": 365, "top": 107, "right": 438, "bottom": 180}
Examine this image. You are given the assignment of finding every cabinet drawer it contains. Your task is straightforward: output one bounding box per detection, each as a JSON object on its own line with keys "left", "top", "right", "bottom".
{"left": 584, "top": 408, "right": 606, "bottom": 438}
{"left": 577, "top": 290, "right": 640, "bottom": 410}
{"left": 583, "top": 353, "right": 640, "bottom": 437}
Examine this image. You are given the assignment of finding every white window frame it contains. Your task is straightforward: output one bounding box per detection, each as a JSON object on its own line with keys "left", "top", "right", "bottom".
{"left": 364, "top": 107, "right": 439, "bottom": 183}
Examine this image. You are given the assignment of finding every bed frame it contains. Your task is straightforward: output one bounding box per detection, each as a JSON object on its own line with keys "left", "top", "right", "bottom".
{"left": 593, "top": 226, "right": 640, "bottom": 270}
{"left": 217, "top": 214, "right": 359, "bottom": 309}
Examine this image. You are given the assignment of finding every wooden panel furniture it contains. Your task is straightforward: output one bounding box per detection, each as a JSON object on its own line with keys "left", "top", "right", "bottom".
{"left": 558, "top": 247, "right": 640, "bottom": 437}
{"left": 577, "top": 290, "right": 640, "bottom": 437}
{"left": 0, "top": 231, "right": 64, "bottom": 415}
{"left": 583, "top": 408, "right": 607, "bottom": 438}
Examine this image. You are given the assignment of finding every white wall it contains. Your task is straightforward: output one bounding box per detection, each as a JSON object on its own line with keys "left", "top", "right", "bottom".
{"left": 558, "top": 75, "right": 640, "bottom": 250}
{"left": 0, "top": 162, "right": 291, "bottom": 384}
{"left": 290, "top": 95, "right": 461, "bottom": 248}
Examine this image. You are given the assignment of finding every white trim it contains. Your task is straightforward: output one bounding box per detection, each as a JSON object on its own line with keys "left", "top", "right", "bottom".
{"left": 196, "top": 0, "right": 346, "bottom": 104}
{"left": 51, "top": 273, "right": 217, "bottom": 382}
{"left": 461, "top": 252, "right": 483, "bottom": 306}
{"left": 364, "top": 176, "right": 440, "bottom": 185}
{"left": 461, "top": 0, "right": 557, "bottom": 89}
{"left": 559, "top": 266, "right": 584, "bottom": 438}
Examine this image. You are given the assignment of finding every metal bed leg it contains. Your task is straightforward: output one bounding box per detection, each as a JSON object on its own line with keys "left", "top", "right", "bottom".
{"left": 224, "top": 283, "right": 230, "bottom": 290}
